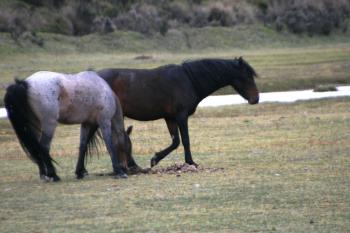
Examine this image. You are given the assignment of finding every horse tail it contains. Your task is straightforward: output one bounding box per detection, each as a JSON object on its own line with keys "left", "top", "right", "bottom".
{"left": 85, "top": 125, "right": 102, "bottom": 161}
{"left": 4, "top": 79, "right": 51, "bottom": 165}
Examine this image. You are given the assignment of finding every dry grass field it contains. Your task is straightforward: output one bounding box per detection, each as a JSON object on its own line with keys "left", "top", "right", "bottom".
{"left": 1, "top": 27, "right": 350, "bottom": 105}
{"left": 1, "top": 25, "right": 350, "bottom": 232}
{"left": 1, "top": 97, "right": 349, "bottom": 232}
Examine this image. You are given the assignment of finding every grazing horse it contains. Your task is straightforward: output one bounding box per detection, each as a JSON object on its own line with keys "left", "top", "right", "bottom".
{"left": 4, "top": 71, "right": 130, "bottom": 181}
{"left": 98, "top": 57, "right": 259, "bottom": 167}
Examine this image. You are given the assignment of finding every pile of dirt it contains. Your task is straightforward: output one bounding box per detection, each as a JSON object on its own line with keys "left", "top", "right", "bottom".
{"left": 95, "top": 163, "right": 224, "bottom": 177}
{"left": 149, "top": 162, "right": 224, "bottom": 176}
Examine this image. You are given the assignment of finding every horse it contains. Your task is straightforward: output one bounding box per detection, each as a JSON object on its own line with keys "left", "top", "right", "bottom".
{"left": 98, "top": 57, "right": 259, "bottom": 168}
{"left": 4, "top": 71, "right": 131, "bottom": 181}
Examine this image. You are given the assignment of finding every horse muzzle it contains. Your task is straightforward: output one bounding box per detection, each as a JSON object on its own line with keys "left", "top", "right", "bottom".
{"left": 248, "top": 95, "right": 259, "bottom": 105}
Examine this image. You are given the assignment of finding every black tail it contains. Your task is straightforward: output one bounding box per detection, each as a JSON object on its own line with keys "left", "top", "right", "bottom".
{"left": 4, "top": 79, "right": 53, "bottom": 165}
{"left": 85, "top": 125, "right": 102, "bottom": 163}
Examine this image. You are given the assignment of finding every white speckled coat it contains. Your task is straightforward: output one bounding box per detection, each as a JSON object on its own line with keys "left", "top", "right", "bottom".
{"left": 27, "top": 71, "right": 121, "bottom": 125}
{"left": 5, "top": 70, "right": 129, "bottom": 181}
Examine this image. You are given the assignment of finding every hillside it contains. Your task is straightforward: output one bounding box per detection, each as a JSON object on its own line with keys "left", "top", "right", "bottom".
{"left": 1, "top": 0, "right": 349, "bottom": 38}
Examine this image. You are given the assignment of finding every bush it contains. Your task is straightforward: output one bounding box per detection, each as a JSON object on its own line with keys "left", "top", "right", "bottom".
{"left": 189, "top": 5, "right": 209, "bottom": 27}
{"left": 62, "top": 1, "right": 97, "bottom": 35}
{"left": 261, "top": 0, "right": 350, "bottom": 35}
{"left": 46, "top": 16, "right": 74, "bottom": 35}
{"left": 313, "top": 84, "right": 337, "bottom": 92}
{"left": 113, "top": 3, "right": 165, "bottom": 35}
{"left": 92, "top": 17, "right": 115, "bottom": 34}
{"left": 1, "top": 0, "right": 349, "bottom": 38}
{"left": 208, "top": 6, "right": 233, "bottom": 26}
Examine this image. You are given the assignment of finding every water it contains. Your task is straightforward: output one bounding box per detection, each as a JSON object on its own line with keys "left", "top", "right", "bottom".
{"left": 1, "top": 86, "right": 350, "bottom": 119}
{"left": 198, "top": 86, "right": 350, "bottom": 107}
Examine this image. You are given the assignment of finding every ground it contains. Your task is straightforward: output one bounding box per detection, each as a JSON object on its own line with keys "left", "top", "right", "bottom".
{"left": 0, "top": 25, "right": 350, "bottom": 232}
{"left": 1, "top": 98, "right": 349, "bottom": 233}
{"left": 1, "top": 25, "right": 350, "bottom": 105}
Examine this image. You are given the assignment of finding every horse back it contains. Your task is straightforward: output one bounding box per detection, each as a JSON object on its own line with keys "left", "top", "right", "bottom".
{"left": 59, "top": 71, "right": 117, "bottom": 124}
{"left": 98, "top": 66, "right": 198, "bottom": 121}
{"left": 26, "top": 71, "right": 117, "bottom": 124}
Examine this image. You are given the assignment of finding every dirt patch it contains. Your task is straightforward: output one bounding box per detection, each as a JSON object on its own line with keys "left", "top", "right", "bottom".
{"left": 95, "top": 163, "right": 224, "bottom": 177}
{"left": 149, "top": 162, "right": 224, "bottom": 176}
{"left": 134, "top": 55, "right": 153, "bottom": 60}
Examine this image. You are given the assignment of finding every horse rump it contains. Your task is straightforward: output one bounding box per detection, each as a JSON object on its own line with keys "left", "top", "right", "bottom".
{"left": 4, "top": 79, "right": 51, "bottom": 165}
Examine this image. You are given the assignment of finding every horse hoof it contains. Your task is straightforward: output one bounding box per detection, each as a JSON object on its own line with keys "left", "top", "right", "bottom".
{"left": 186, "top": 161, "right": 199, "bottom": 168}
{"left": 76, "top": 170, "right": 88, "bottom": 179}
{"left": 127, "top": 166, "right": 141, "bottom": 175}
{"left": 150, "top": 157, "right": 158, "bottom": 167}
{"left": 76, "top": 174, "right": 84, "bottom": 179}
{"left": 115, "top": 173, "right": 128, "bottom": 179}
{"left": 40, "top": 175, "right": 48, "bottom": 181}
{"left": 52, "top": 175, "right": 61, "bottom": 182}
{"left": 41, "top": 175, "right": 61, "bottom": 182}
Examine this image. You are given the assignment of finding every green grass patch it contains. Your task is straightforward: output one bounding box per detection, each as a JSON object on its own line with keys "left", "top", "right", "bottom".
{"left": 313, "top": 84, "right": 337, "bottom": 92}
{"left": 1, "top": 98, "right": 350, "bottom": 232}
{"left": 0, "top": 44, "right": 350, "bottom": 104}
{"left": 1, "top": 25, "right": 350, "bottom": 104}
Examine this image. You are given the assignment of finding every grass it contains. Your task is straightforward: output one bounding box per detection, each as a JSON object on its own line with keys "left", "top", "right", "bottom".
{"left": 313, "top": 84, "right": 337, "bottom": 92}
{"left": 0, "top": 45, "right": 350, "bottom": 107}
{"left": 1, "top": 25, "right": 350, "bottom": 106}
{"left": 0, "top": 97, "right": 350, "bottom": 232}
{"left": 0, "top": 25, "right": 350, "bottom": 231}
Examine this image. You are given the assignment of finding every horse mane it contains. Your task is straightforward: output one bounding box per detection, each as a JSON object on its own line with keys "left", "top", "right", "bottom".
{"left": 182, "top": 57, "right": 257, "bottom": 79}
{"left": 239, "top": 57, "right": 258, "bottom": 78}
{"left": 181, "top": 57, "right": 256, "bottom": 99}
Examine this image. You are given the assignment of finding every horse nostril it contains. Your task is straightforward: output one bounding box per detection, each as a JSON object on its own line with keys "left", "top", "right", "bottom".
{"left": 249, "top": 96, "right": 259, "bottom": 105}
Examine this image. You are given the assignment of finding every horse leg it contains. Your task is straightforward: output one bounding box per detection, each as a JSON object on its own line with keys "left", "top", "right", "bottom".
{"left": 100, "top": 121, "right": 128, "bottom": 179}
{"left": 176, "top": 114, "right": 198, "bottom": 167}
{"left": 75, "top": 124, "right": 96, "bottom": 179}
{"left": 31, "top": 128, "right": 47, "bottom": 179}
{"left": 40, "top": 121, "right": 60, "bottom": 181}
{"left": 151, "top": 119, "right": 180, "bottom": 167}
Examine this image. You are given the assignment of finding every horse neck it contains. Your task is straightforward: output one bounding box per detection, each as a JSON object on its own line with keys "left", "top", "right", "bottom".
{"left": 184, "top": 64, "right": 231, "bottom": 101}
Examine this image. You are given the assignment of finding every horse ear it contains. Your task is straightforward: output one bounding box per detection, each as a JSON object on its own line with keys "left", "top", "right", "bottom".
{"left": 238, "top": 56, "right": 243, "bottom": 66}
{"left": 126, "top": 125, "right": 133, "bottom": 135}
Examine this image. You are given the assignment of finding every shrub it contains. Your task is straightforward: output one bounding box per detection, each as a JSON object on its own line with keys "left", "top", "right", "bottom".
{"left": 313, "top": 84, "right": 337, "bottom": 92}
{"left": 46, "top": 16, "right": 74, "bottom": 35}
{"left": 189, "top": 5, "right": 209, "bottom": 27}
{"left": 208, "top": 6, "right": 233, "bottom": 26}
{"left": 1, "top": 0, "right": 349, "bottom": 37}
{"left": 165, "top": 2, "right": 191, "bottom": 24}
{"left": 62, "top": 1, "right": 97, "bottom": 35}
{"left": 261, "top": 0, "right": 350, "bottom": 35}
{"left": 113, "top": 3, "right": 165, "bottom": 35}
{"left": 92, "top": 16, "right": 115, "bottom": 34}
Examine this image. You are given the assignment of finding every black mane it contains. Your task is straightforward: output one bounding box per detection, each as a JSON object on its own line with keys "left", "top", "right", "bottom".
{"left": 181, "top": 58, "right": 256, "bottom": 99}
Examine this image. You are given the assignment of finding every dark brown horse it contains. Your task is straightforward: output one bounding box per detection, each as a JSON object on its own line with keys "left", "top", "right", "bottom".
{"left": 98, "top": 57, "right": 259, "bottom": 168}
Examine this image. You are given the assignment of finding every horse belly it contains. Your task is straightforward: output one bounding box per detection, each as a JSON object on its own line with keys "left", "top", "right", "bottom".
{"left": 122, "top": 97, "right": 175, "bottom": 121}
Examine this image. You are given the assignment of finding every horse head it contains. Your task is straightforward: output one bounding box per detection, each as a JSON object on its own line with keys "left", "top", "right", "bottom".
{"left": 125, "top": 125, "right": 133, "bottom": 162}
{"left": 109, "top": 125, "right": 133, "bottom": 172}
{"left": 231, "top": 57, "right": 259, "bottom": 105}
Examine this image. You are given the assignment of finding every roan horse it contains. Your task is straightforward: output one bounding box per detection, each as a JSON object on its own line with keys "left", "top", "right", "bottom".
{"left": 98, "top": 57, "right": 259, "bottom": 168}
{"left": 4, "top": 71, "right": 131, "bottom": 181}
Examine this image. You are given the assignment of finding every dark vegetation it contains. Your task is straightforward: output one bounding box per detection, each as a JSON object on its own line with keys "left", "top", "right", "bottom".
{"left": 1, "top": 0, "right": 349, "bottom": 42}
